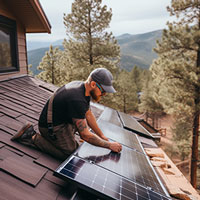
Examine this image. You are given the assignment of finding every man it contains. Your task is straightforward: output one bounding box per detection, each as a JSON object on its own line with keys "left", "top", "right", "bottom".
{"left": 11, "top": 68, "right": 122, "bottom": 160}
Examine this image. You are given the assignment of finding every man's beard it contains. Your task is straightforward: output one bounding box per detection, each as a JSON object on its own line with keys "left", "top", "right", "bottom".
{"left": 90, "top": 89, "right": 101, "bottom": 102}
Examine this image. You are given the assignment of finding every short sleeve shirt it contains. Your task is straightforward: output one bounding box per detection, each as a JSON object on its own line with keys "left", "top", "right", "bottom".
{"left": 39, "top": 81, "right": 90, "bottom": 128}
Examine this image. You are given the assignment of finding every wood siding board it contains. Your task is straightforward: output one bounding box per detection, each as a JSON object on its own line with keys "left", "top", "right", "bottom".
{"left": 19, "top": 60, "right": 27, "bottom": 66}
{"left": 18, "top": 37, "right": 25, "bottom": 45}
{"left": 18, "top": 53, "right": 26, "bottom": 61}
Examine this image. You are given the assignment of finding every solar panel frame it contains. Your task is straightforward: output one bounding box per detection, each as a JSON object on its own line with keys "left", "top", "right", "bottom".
{"left": 54, "top": 155, "right": 171, "bottom": 200}
{"left": 99, "top": 107, "right": 122, "bottom": 127}
{"left": 54, "top": 106, "right": 171, "bottom": 200}
{"left": 118, "top": 111, "right": 154, "bottom": 139}
{"left": 75, "top": 142, "right": 170, "bottom": 197}
{"left": 97, "top": 119, "right": 145, "bottom": 154}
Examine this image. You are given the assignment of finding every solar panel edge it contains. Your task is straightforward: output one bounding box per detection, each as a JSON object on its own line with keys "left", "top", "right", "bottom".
{"left": 54, "top": 156, "right": 117, "bottom": 200}
{"left": 55, "top": 155, "right": 172, "bottom": 200}
{"left": 117, "top": 111, "right": 154, "bottom": 139}
{"left": 96, "top": 119, "right": 146, "bottom": 155}
{"left": 76, "top": 142, "right": 171, "bottom": 199}
{"left": 144, "top": 154, "right": 171, "bottom": 198}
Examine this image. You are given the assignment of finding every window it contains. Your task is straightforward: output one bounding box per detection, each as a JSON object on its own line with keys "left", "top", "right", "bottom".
{"left": 0, "top": 15, "right": 18, "bottom": 73}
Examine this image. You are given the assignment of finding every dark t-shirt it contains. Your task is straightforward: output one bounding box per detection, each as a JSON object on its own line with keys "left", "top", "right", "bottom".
{"left": 39, "top": 81, "right": 90, "bottom": 128}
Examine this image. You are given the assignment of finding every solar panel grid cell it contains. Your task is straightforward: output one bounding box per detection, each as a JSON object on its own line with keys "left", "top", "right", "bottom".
{"left": 97, "top": 119, "right": 145, "bottom": 154}
{"left": 54, "top": 108, "right": 171, "bottom": 200}
{"left": 76, "top": 142, "right": 167, "bottom": 196}
{"left": 58, "top": 156, "right": 171, "bottom": 200}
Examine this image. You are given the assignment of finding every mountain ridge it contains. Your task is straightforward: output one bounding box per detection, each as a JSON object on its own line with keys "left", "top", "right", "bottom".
{"left": 27, "top": 29, "right": 162, "bottom": 75}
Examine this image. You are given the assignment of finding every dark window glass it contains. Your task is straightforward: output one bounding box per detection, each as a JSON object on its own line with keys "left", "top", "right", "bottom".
{"left": 0, "top": 15, "right": 18, "bottom": 73}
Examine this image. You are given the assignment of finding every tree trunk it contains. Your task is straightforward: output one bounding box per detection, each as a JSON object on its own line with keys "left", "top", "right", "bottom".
{"left": 123, "top": 95, "right": 126, "bottom": 113}
{"left": 88, "top": 9, "right": 93, "bottom": 65}
{"left": 52, "top": 60, "right": 54, "bottom": 85}
{"left": 190, "top": 111, "right": 199, "bottom": 188}
{"left": 190, "top": 46, "right": 200, "bottom": 188}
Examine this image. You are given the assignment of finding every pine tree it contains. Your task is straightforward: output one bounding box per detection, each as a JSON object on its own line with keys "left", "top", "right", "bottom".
{"left": 62, "top": 0, "right": 120, "bottom": 80}
{"left": 150, "top": 0, "right": 200, "bottom": 187}
{"left": 139, "top": 71, "right": 164, "bottom": 128}
{"left": 28, "top": 64, "right": 33, "bottom": 76}
{"left": 130, "top": 65, "right": 143, "bottom": 92}
{"left": 37, "top": 45, "right": 63, "bottom": 86}
{"left": 113, "top": 70, "right": 138, "bottom": 113}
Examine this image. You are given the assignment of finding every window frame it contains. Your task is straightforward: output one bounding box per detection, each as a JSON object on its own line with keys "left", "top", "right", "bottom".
{"left": 0, "top": 15, "right": 19, "bottom": 73}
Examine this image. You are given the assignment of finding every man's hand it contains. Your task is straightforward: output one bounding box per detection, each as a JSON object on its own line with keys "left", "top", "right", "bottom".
{"left": 73, "top": 118, "right": 122, "bottom": 153}
{"left": 109, "top": 142, "right": 122, "bottom": 153}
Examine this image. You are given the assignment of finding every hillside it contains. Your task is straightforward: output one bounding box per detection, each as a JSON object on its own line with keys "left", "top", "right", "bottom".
{"left": 27, "top": 30, "right": 162, "bottom": 75}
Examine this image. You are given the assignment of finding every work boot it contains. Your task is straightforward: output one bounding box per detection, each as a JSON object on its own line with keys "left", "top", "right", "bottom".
{"left": 11, "top": 123, "right": 36, "bottom": 146}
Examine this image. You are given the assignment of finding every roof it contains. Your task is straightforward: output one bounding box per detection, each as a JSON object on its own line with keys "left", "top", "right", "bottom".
{"left": 4, "top": 0, "right": 51, "bottom": 33}
{"left": 0, "top": 75, "right": 199, "bottom": 200}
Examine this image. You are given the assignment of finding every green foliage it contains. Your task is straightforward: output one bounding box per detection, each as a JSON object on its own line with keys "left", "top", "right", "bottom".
{"left": 28, "top": 64, "right": 33, "bottom": 76}
{"left": 139, "top": 70, "right": 164, "bottom": 115}
{"left": 150, "top": 0, "right": 200, "bottom": 116}
{"left": 37, "top": 45, "right": 64, "bottom": 86}
{"left": 102, "top": 69, "right": 138, "bottom": 113}
{"left": 171, "top": 114, "right": 192, "bottom": 160}
{"left": 62, "top": 0, "right": 120, "bottom": 81}
{"left": 130, "top": 66, "right": 143, "bottom": 92}
{"left": 149, "top": 0, "right": 200, "bottom": 184}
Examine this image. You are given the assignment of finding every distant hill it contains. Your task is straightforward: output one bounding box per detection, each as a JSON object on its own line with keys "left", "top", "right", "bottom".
{"left": 117, "top": 30, "right": 162, "bottom": 71}
{"left": 27, "top": 30, "right": 162, "bottom": 75}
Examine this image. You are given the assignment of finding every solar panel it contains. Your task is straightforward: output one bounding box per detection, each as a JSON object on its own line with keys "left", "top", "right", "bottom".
{"left": 118, "top": 111, "right": 153, "bottom": 138}
{"left": 55, "top": 107, "right": 171, "bottom": 200}
{"left": 75, "top": 142, "right": 169, "bottom": 197}
{"left": 97, "top": 119, "right": 145, "bottom": 154}
{"left": 55, "top": 155, "right": 171, "bottom": 200}
{"left": 99, "top": 107, "right": 122, "bottom": 127}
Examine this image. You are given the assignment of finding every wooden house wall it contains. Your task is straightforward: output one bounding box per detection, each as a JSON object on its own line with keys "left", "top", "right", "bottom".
{"left": 0, "top": 0, "right": 28, "bottom": 81}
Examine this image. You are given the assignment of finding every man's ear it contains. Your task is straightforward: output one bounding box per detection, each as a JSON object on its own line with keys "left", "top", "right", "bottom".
{"left": 90, "top": 81, "right": 96, "bottom": 89}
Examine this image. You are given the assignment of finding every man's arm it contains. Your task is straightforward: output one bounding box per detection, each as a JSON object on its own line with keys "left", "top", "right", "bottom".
{"left": 73, "top": 118, "right": 122, "bottom": 153}
{"left": 85, "top": 109, "right": 108, "bottom": 141}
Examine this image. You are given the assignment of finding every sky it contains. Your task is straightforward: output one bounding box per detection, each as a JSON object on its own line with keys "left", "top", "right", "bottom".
{"left": 27, "top": 0, "right": 173, "bottom": 42}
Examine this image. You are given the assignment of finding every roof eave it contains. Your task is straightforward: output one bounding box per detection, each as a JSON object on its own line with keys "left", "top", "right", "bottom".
{"left": 29, "top": 0, "right": 51, "bottom": 33}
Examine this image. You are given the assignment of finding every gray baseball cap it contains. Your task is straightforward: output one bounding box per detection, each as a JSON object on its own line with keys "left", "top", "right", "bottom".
{"left": 90, "top": 68, "right": 116, "bottom": 93}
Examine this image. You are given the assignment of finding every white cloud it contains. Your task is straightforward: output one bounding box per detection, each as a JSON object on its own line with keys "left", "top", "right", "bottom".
{"left": 27, "top": 0, "right": 172, "bottom": 42}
